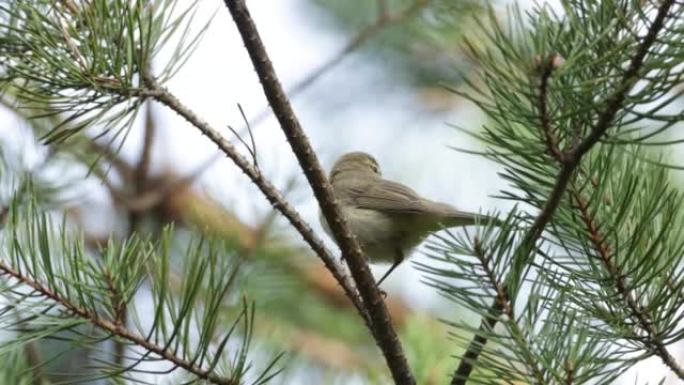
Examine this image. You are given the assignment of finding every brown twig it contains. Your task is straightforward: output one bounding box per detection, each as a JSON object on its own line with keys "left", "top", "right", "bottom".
{"left": 0, "top": 262, "right": 239, "bottom": 385}
{"left": 135, "top": 102, "right": 156, "bottom": 190}
{"left": 222, "top": 1, "right": 415, "bottom": 384}
{"left": 565, "top": 360, "right": 574, "bottom": 385}
{"left": 451, "top": 1, "right": 676, "bottom": 382}
{"left": 110, "top": 93, "right": 158, "bottom": 369}
{"left": 102, "top": 268, "right": 126, "bottom": 325}
{"left": 227, "top": 104, "right": 259, "bottom": 168}
{"left": 536, "top": 54, "right": 565, "bottom": 163}
{"left": 572, "top": 190, "right": 684, "bottom": 379}
{"left": 138, "top": 80, "right": 369, "bottom": 328}
{"left": 454, "top": 239, "right": 546, "bottom": 384}
{"left": 568, "top": 0, "right": 674, "bottom": 162}
{"left": 246, "top": 0, "right": 429, "bottom": 129}
{"left": 451, "top": 112, "right": 575, "bottom": 385}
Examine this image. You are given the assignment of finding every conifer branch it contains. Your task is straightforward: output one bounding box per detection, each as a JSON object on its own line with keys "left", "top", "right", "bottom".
{"left": 0, "top": 262, "right": 239, "bottom": 385}
{"left": 452, "top": 1, "right": 677, "bottom": 382}
{"left": 536, "top": 54, "right": 565, "bottom": 163}
{"left": 472, "top": 239, "right": 546, "bottom": 383}
{"left": 572, "top": 189, "right": 684, "bottom": 379}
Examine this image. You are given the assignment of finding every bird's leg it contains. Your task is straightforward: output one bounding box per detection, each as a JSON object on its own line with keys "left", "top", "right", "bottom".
{"left": 376, "top": 248, "right": 404, "bottom": 287}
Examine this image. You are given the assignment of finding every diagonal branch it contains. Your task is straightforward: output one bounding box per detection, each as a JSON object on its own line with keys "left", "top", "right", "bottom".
{"left": 138, "top": 79, "right": 369, "bottom": 328}
{"left": 454, "top": 239, "right": 546, "bottom": 384}
{"left": 452, "top": 56, "right": 573, "bottom": 385}
{"left": 222, "top": 1, "right": 415, "bottom": 384}
{"left": 452, "top": 1, "right": 676, "bottom": 382}
{"left": 0, "top": 262, "right": 239, "bottom": 385}
{"left": 572, "top": 189, "right": 684, "bottom": 379}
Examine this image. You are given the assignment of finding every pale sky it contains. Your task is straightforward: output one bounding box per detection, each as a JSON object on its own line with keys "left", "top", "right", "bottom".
{"left": 1, "top": 0, "right": 682, "bottom": 383}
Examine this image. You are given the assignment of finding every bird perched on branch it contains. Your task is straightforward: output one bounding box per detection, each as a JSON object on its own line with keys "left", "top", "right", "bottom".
{"left": 320, "top": 151, "right": 499, "bottom": 286}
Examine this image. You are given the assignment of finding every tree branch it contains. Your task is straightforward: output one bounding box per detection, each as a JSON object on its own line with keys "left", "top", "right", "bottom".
{"left": 139, "top": 78, "right": 369, "bottom": 328}
{"left": 536, "top": 54, "right": 565, "bottom": 163}
{"left": 452, "top": 163, "right": 575, "bottom": 385}
{"left": 568, "top": 0, "right": 675, "bottom": 162}
{"left": 457, "top": 239, "right": 546, "bottom": 384}
{"left": 222, "top": 1, "right": 415, "bottom": 384}
{"left": 572, "top": 189, "right": 684, "bottom": 379}
{"left": 452, "top": 1, "right": 676, "bottom": 382}
{"left": 0, "top": 262, "right": 239, "bottom": 385}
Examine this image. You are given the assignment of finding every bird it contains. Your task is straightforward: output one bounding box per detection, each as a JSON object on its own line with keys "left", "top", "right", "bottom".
{"left": 320, "top": 151, "right": 498, "bottom": 286}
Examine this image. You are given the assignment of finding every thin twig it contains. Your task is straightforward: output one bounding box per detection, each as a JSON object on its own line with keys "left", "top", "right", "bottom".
{"left": 136, "top": 102, "right": 156, "bottom": 190}
{"left": 467, "top": 239, "right": 546, "bottom": 384}
{"left": 0, "top": 262, "right": 239, "bottom": 385}
{"left": 568, "top": 0, "right": 675, "bottom": 161}
{"left": 238, "top": 103, "right": 258, "bottom": 168}
{"left": 536, "top": 54, "right": 565, "bottom": 163}
{"left": 138, "top": 78, "right": 369, "bottom": 328}
{"left": 227, "top": 104, "right": 258, "bottom": 168}
{"left": 451, "top": 1, "right": 676, "bottom": 382}
{"left": 222, "top": 1, "right": 415, "bottom": 384}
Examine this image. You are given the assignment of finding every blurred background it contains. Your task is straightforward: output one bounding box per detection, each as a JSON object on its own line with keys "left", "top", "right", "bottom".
{"left": 1, "top": 0, "right": 681, "bottom": 383}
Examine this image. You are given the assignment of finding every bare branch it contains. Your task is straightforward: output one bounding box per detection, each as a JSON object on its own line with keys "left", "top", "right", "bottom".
{"left": 222, "top": 1, "right": 415, "bottom": 384}
{"left": 238, "top": 104, "right": 258, "bottom": 168}
{"left": 138, "top": 77, "right": 369, "bottom": 328}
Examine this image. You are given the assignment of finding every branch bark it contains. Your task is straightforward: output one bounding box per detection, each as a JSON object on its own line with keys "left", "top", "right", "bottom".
{"left": 451, "top": 0, "right": 676, "bottom": 382}
{"left": 222, "top": 1, "right": 415, "bottom": 384}
{"left": 139, "top": 79, "right": 369, "bottom": 328}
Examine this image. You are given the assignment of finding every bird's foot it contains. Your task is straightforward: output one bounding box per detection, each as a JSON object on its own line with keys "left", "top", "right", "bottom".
{"left": 377, "top": 286, "right": 387, "bottom": 298}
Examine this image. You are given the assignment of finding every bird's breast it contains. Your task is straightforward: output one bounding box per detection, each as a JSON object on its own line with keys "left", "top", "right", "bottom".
{"left": 320, "top": 207, "right": 427, "bottom": 263}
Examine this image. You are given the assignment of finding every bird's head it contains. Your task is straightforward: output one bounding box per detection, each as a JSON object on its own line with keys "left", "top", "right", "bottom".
{"left": 330, "top": 151, "right": 381, "bottom": 181}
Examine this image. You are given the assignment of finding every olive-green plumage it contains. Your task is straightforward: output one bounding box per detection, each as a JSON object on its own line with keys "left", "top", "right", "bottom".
{"left": 320, "top": 151, "right": 496, "bottom": 285}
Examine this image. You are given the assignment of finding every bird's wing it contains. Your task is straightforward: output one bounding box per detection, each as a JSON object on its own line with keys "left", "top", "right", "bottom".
{"left": 340, "top": 177, "right": 491, "bottom": 227}
{"left": 349, "top": 179, "right": 431, "bottom": 214}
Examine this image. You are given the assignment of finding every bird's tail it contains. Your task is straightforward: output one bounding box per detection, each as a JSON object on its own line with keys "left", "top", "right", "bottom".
{"left": 429, "top": 202, "right": 503, "bottom": 228}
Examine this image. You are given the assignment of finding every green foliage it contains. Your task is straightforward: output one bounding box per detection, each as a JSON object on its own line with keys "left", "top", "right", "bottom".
{"left": 423, "top": 0, "right": 684, "bottom": 383}
{"left": 0, "top": 0, "right": 208, "bottom": 144}
{"left": 0, "top": 347, "right": 36, "bottom": 385}
{"left": 2, "top": 0, "right": 683, "bottom": 383}
{"left": 0, "top": 192, "right": 282, "bottom": 384}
